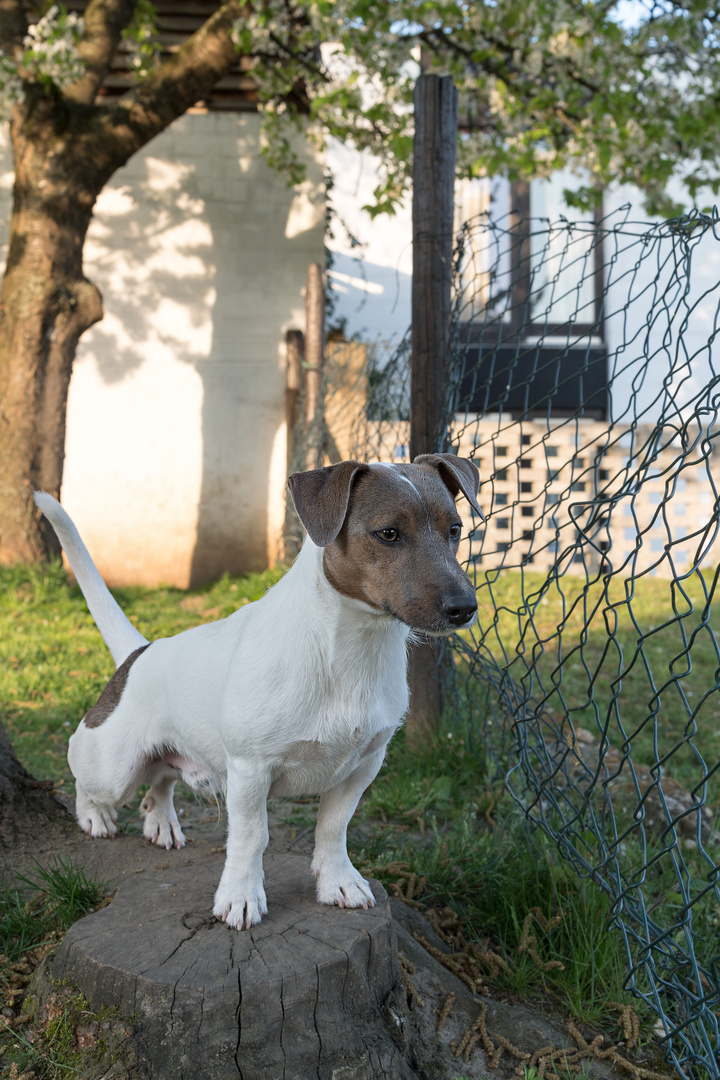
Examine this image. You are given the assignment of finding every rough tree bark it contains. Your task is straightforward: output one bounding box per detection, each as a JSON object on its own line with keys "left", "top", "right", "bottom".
{"left": 0, "top": 0, "right": 245, "bottom": 563}
{"left": 0, "top": 716, "right": 75, "bottom": 856}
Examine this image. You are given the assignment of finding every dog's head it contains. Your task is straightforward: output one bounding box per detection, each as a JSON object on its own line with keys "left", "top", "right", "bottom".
{"left": 288, "top": 455, "right": 483, "bottom": 635}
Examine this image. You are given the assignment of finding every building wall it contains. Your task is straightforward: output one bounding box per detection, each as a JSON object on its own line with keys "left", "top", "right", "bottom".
{"left": 351, "top": 411, "right": 714, "bottom": 582}
{"left": 0, "top": 112, "right": 325, "bottom": 587}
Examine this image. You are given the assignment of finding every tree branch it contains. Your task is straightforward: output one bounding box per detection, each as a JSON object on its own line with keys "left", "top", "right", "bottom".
{"left": 0, "top": 0, "right": 27, "bottom": 56}
{"left": 99, "top": 0, "right": 247, "bottom": 167}
{"left": 65, "top": 0, "right": 139, "bottom": 106}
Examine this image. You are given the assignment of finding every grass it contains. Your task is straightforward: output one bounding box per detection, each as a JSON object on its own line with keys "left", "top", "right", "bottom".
{"left": 0, "top": 560, "right": 284, "bottom": 785}
{"left": 0, "top": 857, "right": 107, "bottom": 965}
{"left": 351, "top": 730, "right": 638, "bottom": 1033}
{"left": 0, "top": 559, "right": 710, "bottom": 1068}
{"left": 470, "top": 565, "right": 720, "bottom": 803}
{"left": 0, "top": 858, "right": 112, "bottom": 1079}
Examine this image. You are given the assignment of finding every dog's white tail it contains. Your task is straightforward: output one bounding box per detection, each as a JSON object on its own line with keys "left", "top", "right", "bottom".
{"left": 34, "top": 492, "right": 149, "bottom": 668}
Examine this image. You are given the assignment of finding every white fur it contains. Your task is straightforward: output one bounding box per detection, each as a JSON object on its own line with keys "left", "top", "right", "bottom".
{"left": 372, "top": 461, "right": 420, "bottom": 493}
{"left": 35, "top": 493, "right": 409, "bottom": 929}
{"left": 33, "top": 492, "right": 148, "bottom": 667}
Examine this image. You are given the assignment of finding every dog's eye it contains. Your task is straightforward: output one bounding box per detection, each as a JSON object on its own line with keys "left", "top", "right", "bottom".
{"left": 376, "top": 528, "right": 400, "bottom": 543}
{"left": 450, "top": 523, "right": 462, "bottom": 540}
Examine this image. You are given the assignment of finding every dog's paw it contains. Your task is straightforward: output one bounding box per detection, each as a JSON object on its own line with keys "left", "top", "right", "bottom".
{"left": 140, "top": 794, "right": 186, "bottom": 850}
{"left": 313, "top": 857, "right": 376, "bottom": 910}
{"left": 213, "top": 878, "right": 267, "bottom": 930}
{"left": 77, "top": 802, "right": 118, "bottom": 839}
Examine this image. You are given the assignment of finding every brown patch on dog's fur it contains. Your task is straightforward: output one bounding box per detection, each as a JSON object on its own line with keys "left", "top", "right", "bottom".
{"left": 321, "top": 463, "right": 478, "bottom": 634}
{"left": 288, "top": 461, "right": 370, "bottom": 547}
{"left": 84, "top": 644, "right": 151, "bottom": 729}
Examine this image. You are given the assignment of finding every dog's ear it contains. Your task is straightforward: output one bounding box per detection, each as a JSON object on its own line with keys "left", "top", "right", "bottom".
{"left": 288, "top": 461, "right": 370, "bottom": 547}
{"left": 413, "top": 453, "right": 485, "bottom": 520}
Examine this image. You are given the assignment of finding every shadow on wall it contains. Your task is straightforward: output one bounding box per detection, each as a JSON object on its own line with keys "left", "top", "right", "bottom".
{"left": 70, "top": 114, "right": 324, "bottom": 586}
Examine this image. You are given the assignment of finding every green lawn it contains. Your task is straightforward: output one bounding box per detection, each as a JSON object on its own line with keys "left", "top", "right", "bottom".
{"left": 468, "top": 565, "right": 720, "bottom": 803}
{"left": 0, "top": 561, "right": 285, "bottom": 786}
{"left": 0, "top": 558, "right": 715, "bottom": 1056}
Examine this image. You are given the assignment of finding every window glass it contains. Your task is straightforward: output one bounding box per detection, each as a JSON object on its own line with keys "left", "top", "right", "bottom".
{"left": 529, "top": 170, "right": 596, "bottom": 326}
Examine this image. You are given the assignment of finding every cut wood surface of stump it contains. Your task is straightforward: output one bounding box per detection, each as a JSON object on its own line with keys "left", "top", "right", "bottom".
{"left": 51, "top": 851, "right": 415, "bottom": 1080}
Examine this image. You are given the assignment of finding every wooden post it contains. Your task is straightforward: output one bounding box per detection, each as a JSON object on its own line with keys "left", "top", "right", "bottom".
{"left": 286, "top": 329, "right": 304, "bottom": 462}
{"left": 407, "top": 74, "right": 459, "bottom": 745}
{"left": 284, "top": 329, "right": 305, "bottom": 561}
{"left": 305, "top": 262, "right": 325, "bottom": 469}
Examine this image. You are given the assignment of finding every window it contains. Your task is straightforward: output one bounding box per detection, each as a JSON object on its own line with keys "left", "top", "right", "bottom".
{"left": 521, "top": 506, "right": 534, "bottom": 517}
{"left": 520, "top": 458, "right": 532, "bottom": 469}
{"left": 547, "top": 493, "right": 560, "bottom": 505}
{"left": 498, "top": 541, "right": 511, "bottom": 552}
{"left": 674, "top": 504, "right": 686, "bottom": 516}
{"left": 495, "top": 493, "right": 509, "bottom": 506}
{"left": 599, "top": 469, "right": 609, "bottom": 481}
{"left": 496, "top": 469, "right": 508, "bottom": 482}
{"left": 457, "top": 176, "right": 607, "bottom": 420}
{"left": 394, "top": 445, "right": 408, "bottom": 459}
{"left": 571, "top": 482, "right": 586, "bottom": 492}
{"left": 522, "top": 530, "right": 533, "bottom": 541}
{"left": 546, "top": 446, "right": 559, "bottom": 457}
{"left": 496, "top": 518, "right": 510, "bottom": 530}
{"left": 522, "top": 434, "right": 532, "bottom": 446}
{"left": 496, "top": 446, "right": 508, "bottom": 457}
{"left": 521, "top": 482, "right": 533, "bottom": 493}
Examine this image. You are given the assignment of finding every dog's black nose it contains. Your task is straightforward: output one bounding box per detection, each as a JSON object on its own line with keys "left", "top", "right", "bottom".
{"left": 442, "top": 596, "right": 478, "bottom": 627}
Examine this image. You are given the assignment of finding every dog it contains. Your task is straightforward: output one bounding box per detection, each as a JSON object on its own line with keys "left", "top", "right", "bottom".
{"left": 35, "top": 453, "right": 483, "bottom": 930}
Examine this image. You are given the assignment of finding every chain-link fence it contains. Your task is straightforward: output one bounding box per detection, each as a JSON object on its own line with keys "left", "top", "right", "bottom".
{"left": 322, "top": 204, "right": 720, "bottom": 1078}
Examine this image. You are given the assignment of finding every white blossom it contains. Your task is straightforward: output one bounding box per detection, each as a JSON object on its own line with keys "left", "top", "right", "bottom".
{"left": 22, "top": 5, "right": 85, "bottom": 92}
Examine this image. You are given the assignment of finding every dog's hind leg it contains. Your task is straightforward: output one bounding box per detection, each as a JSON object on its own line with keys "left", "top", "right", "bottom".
{"left": 140, "top": 764, "right": 185, "bottom": 850}
{"left": 68, "top": 719, "right": 143, "bottom": 840}
{"left": 75, "top": 782, "right": 119, "bottom": 838}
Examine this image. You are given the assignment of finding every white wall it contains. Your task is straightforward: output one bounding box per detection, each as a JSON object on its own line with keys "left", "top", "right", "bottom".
{"left": 325, "top": 138, "right": 412, "bottom": 350}
{"left": 0, "top": 113, "right": 325, "bottom": 587}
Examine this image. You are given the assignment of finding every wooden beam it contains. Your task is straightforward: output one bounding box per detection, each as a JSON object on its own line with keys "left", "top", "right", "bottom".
{"left": 409, "top": 73, "right": 458, "bottom": 462}
{"left": 305, "top": 262, "right": 326, "bottom": 470}
{"left": 407, "top": 73, "right": 458, "bottom": 745}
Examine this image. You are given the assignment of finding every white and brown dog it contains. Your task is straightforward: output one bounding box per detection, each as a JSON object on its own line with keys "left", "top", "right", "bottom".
{"left": 35, "top": 454, "right": 482, "bottom": 930}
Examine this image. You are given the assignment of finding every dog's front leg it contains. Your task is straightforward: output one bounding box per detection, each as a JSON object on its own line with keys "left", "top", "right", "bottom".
{"left": 213, "top": 757, "right": 271, "bottom": 930}
{"left": 312, "top": 742, "right": 390, "bottom": 910}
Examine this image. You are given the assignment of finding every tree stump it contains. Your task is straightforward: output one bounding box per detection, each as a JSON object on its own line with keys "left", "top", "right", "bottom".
{"left": 50, "top": 851, "right": 416, "bottom": 1080}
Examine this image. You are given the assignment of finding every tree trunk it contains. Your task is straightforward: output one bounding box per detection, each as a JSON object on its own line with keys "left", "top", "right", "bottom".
{"left": 0, "top": 716, "right": 75, "bottom": 854}
{"left": 50, "top": 852, "right": 417, "bottom": 1079}
{"left": 0, "top": 96, "right": 105, "bottom": 562}
{"left": 0, "top": 0, "right": 245, "bottom": 564}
